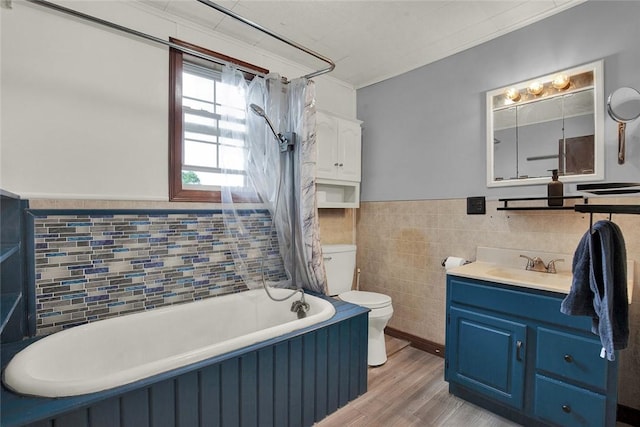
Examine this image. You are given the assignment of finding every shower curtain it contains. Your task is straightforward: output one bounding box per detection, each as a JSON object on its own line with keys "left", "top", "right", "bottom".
{"left": 220, "top": 65, "right": 326, "bottom": 294}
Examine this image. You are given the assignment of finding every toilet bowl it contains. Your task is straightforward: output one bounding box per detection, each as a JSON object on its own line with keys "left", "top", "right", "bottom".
{"left": 339, "top": 290, "right": 393, "bottom": 366}
{"left": 322, "top": 244, "right": 394, "bottom": 366}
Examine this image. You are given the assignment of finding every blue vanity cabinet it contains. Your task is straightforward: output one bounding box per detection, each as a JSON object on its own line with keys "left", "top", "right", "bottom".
{"left": 445, "top": 275, "right": 619, "bottom": 427}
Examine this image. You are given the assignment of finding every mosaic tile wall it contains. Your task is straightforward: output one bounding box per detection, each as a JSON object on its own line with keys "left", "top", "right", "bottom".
{"left": 33, "top": 210, "right": 287, "bottom": 335}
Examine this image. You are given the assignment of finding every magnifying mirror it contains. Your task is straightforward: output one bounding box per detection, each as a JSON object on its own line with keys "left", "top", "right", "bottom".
{"left": 607, "top": 86, "right": 640, "bottom": 164}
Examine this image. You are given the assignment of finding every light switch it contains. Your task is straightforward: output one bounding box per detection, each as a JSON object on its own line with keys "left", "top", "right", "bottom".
{"left": 467, "top": 197, "right": 486, "bottom": 215}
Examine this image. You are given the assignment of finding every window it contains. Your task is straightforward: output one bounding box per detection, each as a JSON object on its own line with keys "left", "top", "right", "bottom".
{"left": 169, "top": 39, "right": 268, "bottom": 202}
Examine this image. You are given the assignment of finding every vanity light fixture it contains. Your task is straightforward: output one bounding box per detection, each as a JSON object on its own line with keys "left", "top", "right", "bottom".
{"left": 553, "top": 74, "right": 570, "bottom": 90}
{"left": 527, "top": 81, "right": 544, "bottom": 96}
{"left": 488, "top": 59, "right": 603, "bottom": 188}
{"left": 505, "top": 87, "right": 521, "bottom": 102}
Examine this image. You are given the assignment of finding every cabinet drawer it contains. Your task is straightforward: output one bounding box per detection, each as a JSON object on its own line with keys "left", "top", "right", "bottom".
{"left": 534, "top": 374, "right": 605, "bottom": 427}
{"left": 447, "top": 277, "right": 593, "bottom": 332}
{"left": 537, "top": 327, "right": 608, "bottom": 391}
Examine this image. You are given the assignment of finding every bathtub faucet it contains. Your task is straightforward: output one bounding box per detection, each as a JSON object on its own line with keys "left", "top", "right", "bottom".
{"left": 291, "top": 290, "right": 310, "bottom": 319}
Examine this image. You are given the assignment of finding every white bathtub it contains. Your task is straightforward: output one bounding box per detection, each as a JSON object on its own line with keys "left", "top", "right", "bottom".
{"left": 3, "top": 288, "right": 335, "bottom": 398}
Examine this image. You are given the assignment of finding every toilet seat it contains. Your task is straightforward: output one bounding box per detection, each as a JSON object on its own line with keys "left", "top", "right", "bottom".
{"left": 339, "top": 290, "right": 391, "bottom": 309}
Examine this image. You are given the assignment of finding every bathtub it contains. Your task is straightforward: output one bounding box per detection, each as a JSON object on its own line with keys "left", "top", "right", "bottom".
{"left": 3, "top": 287, "right": 335, "bottom": 398}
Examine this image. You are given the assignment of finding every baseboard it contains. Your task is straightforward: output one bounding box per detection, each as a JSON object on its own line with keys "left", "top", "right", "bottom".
{"left": 384, "top": 327, "right": 445, "bottom": 358}
{"left": 618, "top": 404, "right": 640, "bottom": 426}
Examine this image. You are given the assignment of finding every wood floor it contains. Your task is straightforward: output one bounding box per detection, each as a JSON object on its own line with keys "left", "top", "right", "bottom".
{"left": 315, "top": 336, "right": 520, "bottom": 427}
{"left": 316, "top": 336, "right": 635, "bottom": 427}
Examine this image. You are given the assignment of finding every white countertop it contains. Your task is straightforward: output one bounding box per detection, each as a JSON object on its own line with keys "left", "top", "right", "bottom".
{"left": 447, "top": 261, "right": 574, "bottom": 294}
{"left": 446, "top": 247, "right": 634, "bottom": 302}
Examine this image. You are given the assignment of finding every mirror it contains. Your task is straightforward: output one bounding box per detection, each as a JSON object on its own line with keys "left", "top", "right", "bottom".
{"left": 607, "top": 86, "right": 640, "bottom": 164}
{"left": 487, "top": 60, "right": 604, "bottom": 187}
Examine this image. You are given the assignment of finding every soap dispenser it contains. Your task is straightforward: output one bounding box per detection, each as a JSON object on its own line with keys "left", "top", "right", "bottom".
{"left": 547, "top": 169, "right": 563, "bottom": 206}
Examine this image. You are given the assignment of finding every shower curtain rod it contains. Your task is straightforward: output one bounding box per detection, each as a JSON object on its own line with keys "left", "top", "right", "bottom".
{"left": 195, "top": 0, "right": 335, "bottom": 80}
{"left": 25, "top": 0, "right": 335, "bottom": 81}
{"left": 24, "top": 0, "right": 265, "bottom": 77}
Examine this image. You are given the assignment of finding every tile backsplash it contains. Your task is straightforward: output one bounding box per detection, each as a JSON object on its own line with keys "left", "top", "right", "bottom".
{"left": 32, "top": 209, "right": 286, "bottom": 335}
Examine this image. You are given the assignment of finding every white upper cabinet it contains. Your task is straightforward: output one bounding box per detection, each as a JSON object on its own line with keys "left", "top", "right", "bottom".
{"left": 316, "top": 111, "right": 362, "bottom": 182}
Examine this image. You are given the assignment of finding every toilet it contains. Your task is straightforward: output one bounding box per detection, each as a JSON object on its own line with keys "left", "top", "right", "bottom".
{"left": 322, "top": 244, "right": 393, "bottom": 366}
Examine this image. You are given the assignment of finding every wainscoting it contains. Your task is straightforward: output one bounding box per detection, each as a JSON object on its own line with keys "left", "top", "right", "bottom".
{"left": 1, "top": 299, "right": 368, "bottom": 427}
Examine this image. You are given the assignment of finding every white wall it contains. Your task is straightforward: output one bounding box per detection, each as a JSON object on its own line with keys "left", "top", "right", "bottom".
{"left": 0, "top": 1, "right": 356, "bottom": 200}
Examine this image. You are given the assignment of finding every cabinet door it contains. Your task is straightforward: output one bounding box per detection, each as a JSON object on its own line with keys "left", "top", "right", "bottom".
{"left": 447, "top": 307, "right": 527, "bottom": 409}
{"left": 315, "top": 112, "right": 339, "bottom": 179}
{"left": 336, "top": 120, "right": 361, "bottom": 181}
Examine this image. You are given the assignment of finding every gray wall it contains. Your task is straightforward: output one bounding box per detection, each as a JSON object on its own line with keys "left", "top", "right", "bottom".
{"left": 357, "top": 1, "right": 640, "bottom": 202}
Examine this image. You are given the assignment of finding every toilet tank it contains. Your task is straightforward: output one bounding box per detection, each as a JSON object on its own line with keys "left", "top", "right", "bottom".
{"left": 322, "top": 244, "right": 356, "bottom": 296}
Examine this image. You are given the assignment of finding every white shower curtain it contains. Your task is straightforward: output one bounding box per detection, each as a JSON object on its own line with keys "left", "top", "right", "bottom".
{"left": 220, "top": 65, "right": 326, "bottom": 294}
{"left": 289, "top": 78, "right": 326, "bottom": 293}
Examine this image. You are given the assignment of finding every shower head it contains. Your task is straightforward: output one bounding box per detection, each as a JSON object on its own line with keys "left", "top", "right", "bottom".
{"left": 249, "top": 104, "right": 295, "bottom": 152}
{"left": 250, "top": 103, "right": 266, "bottom": 118}
{"left": 249, "top": 103, "right": 282, "bottom": 146}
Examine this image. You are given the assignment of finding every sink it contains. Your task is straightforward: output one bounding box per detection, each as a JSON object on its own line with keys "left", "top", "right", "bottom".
{"left": 446, "top": 247, "right": 634, "bottom": 302}
{"left": 486, "top": 267, "right": 571, "bottom": 283}
{"left": 448, "top": 263, "right": 574, "bottom": 294}
{"left": 484, "top": 267, "right": 573, "bottom": 293}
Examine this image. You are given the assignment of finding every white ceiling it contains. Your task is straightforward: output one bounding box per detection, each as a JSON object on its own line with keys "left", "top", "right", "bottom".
{"left": 138, "top": 0, "right": 585, "bottom": 88}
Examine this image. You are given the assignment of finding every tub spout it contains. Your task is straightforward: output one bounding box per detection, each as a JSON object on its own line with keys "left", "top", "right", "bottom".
{"left": 291, "top": 290, "right": 310, "bottom": 319}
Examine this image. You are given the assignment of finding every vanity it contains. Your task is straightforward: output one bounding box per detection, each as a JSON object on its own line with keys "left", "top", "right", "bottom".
{"left": 445, "top": 248, "right": 633, "bottom": 427}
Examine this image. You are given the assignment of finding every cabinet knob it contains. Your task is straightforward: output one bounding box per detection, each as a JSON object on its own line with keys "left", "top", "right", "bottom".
{"left": 338, "top": 163, "right": 344, "bottom": 167}
{"left": 563, "top": 354, "right": 573, "bottom": 363}
{"left": 334, "top": 162, "right": 339, "bottom": 166}
{"left": 562, "top": 405, "right": 571, "bottom": 413}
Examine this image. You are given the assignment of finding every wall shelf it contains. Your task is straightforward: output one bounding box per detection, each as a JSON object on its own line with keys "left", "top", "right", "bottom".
{"left": 577, "top": 182, "right": 640, "bottom": 195}
{"left": 574, "top": 182, "right": 640, "bottom": 217}
{"left": 317, "top": 179, "right": 360, "bottom": 208}
{"left": 574, "top": 204, "right": 640, "bottom": 215}
{"left": 497, "top": 196, "right": 585, "bottom": 211}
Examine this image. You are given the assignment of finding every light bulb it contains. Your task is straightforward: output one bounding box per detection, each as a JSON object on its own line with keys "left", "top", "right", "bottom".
{"left": 552, "top": 74, "right": 570, "bottom": 90}
{"left": 527, "top": 81, "right": 544, "bottom": 95}
{"left": 505, "top": 87, "right": 521, "bottom": 102}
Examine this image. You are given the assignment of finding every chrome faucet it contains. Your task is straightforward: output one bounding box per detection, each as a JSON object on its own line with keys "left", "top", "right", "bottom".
{"left": 519, "top": 255, "right": 564, "bottom": 274}
{"left": 545, "top": 258, "right": 564, "bottom": 274}
{"left": 290, "top": 290, "right": 310, "bottom": 319}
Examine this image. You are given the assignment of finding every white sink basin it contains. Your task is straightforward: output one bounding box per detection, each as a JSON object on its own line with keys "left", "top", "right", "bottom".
{"left": 486, "top": 267, "right": 571, "bottom": 283}
{"left": 484, "top": 267, "right": 573, "bottom": 293}
{"left": 448, "top": 260, "right": 633, "bottom": 302}
{"left": 445, "top": 248, "right": 634, "bottom": 302}
{"left": 447, "top": 262, "right": 573, "bottom": 294}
